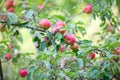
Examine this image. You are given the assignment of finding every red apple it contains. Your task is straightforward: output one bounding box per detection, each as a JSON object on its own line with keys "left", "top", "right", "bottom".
{"left": 38, "top": 4, "right": 43, "bottom": 10}
{"left": 0, "top": 24, "right": 2, "bottom": 28}
{"left": 72, "top": 43, "right": 78, "bottom": 50}
{"left": 107, "top": 25, "right": 113, "bottom": 32}
{"left": 64, "top": 34, "right": 76, "bottom": 44}
{"left": 8, "top": 43, "right": 14, "bottom": 49}
{"left": 83, "top": 4, "right": 92, "bottom": 14}
{"left": 90, "top": 52, "right": 96, "bottom": 59}
{"left": 5, "top": 53, "right": 12, "bottom": 60}
{"left": 59, "top": 30, "right": 66, "bottom": 35}
{"left": 43, "top": 37, "right": 49, "bottom": 42}
{"left": 112, "top": 52, "right": 117, "bottom": 55}
{"left": 19, "top": 69, "right": 28, "bottom": 77}
{"left": 5, "top": 0, "right": 14, "bottom": 9}
{"left": 51, "top": 26, "right": 62, "bottom": 34}
{"left": 59, "top": 45, "right": 64, "bottom": 52}
{"left": 113, "top": 59, "right": 118, "bottom": 62}
{"left": 116, "top": 47, "right": 120, "bottom": 55}
{"left": 8, "top": 7, "right": 14, "bottom": 13}
{"left": 70, "top": 57, "right": 76, "bottom": 61}
{"left": 56, "top": 26, "right": 62, "bottom": 31}
{"left": 39, "top": 19, "right": 51, "bottom": 29}
{"left": 55, "top": 20, "right": 65, "bottom": 27}
{"left": 66, "top": 47, "right": 71, "bottom": 51}
{"left": 52, "top": 27, "right": 57, "bottom": 34}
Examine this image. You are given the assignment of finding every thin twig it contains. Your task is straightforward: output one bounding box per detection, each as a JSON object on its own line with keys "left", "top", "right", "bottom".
{"left": 32, "top": 14, "right": 37, "bottom": 30}
{"left": 26, "top": 26, "right": 45, "bottom": 32}
{"left": 36, "top": 0, "right": 49, "bottom": 15}
{"left": 0, "top": 20, "right": 6, "bottom": 23}
{"left": 65, "top": 12, "right": 83, "bottom": 23}
{"left": 116, "top": 27, "right": 120, "bottom": 32}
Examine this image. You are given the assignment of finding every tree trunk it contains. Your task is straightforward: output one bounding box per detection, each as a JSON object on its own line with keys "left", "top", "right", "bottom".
{"left": 0, "top": 59, "right": 3, "bottom": 80}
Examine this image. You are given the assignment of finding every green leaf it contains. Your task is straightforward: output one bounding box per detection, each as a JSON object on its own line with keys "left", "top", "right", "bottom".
{"left": 46, "top": 30, "right": 52, "bottom": 38}
{"left": 43, "top": 61, "right": 51, "bottom": 70}
{"left": 39, "top": 41, "right": 47, "bottom": 51}
{"left": 17, "top": 21, "right": 29, "bottom": 28}
{"left": 24, "top": 10, "right": 36, "bottom": 19}
{"left": 7, "top": 13, "right": 18, "bottom": 24}
{"left": 78, "top": 26, "right": 86, "bottom": 36}
{"left": 77, "top": 58, "right": 83, "bottom": 69}
{"left": 103, "top": 50, "right": 113, "bottom": 58}
{"left": 54, "top": 15, "right": 66, "bottom": 21}
{"left": 80, "top": 40, "right": 92, "bottom": 46}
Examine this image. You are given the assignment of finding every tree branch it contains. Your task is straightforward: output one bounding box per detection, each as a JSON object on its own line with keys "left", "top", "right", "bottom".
{"left": 0, "top": 59, "right": 3, "bottom": 80}
{"left": 26, "top": 26, "right": 45, "bottom": 32}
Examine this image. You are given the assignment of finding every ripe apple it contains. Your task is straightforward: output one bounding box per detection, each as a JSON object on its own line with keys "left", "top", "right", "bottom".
{"left": 116, "top": 47, "right": 120, "bottom": 55}
{"left": 70, "top": 57, "right": 76, "bottom": 61}
{"left": 19, "top": 69, "right": 28, "bottom": 77}
{"left": 38, "top": 4, "right": 43, "bottom": 10}
{"left": 43, "top": 37, "right": 49, "bottom": 42}
{"left": 64, "top": 34, "right": 76, "bottom": 44}
{"left": 5, "top": 0, "right": 14, "bottom": 9}
{"left": 39, "top": 19, "right": 51, "bottom": 29}
{"left": 8, "top": 43, "right": 14, "bottom": 49}
{"left": 59, "top": 30, "right": 66, "bottom": 35}
{"left": 5, "top": 53, "right": 12, "bottom": 60}
{"left": 55, "top": 20, "right": 65, "bottom": 27}
{"left": 51, "top": 26, "right": 62, "bottom": 34}
{"left": 113, "top": 59, "right": 118, "bottom": 62}
{"left": 83, "top": 4, "right": 92, "bottom": 13}
{"left": 59, "top": 45, "right": 64, "bottom": 52}
{"left": 52, "top": 27, "right": 57, "bottom": 34}
{"left": 72, "top": 43, "right": 78, "bottom": 50}
{"left": 0, "top": 24, "right": 2, "bottom": 28}
{"left": 90, "top": 52, "right": 96, "bottom": 59}
{"left": 107, "top": 25, "right": 113, "bottom": 32}
{"left": 66, "top": 47, "right": 71, "bottom": 51}
{"left": 8, "top": 7, "right": 14, "bottom": 13}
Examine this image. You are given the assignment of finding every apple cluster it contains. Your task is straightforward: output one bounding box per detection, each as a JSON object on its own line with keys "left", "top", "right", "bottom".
{"left": 4, "top": 0, "right": 15, "bottom": 13}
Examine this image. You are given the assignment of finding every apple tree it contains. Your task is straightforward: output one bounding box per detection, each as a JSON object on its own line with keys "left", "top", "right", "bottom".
{"left": 0, "top": 0, "right": 120, "bottom": 80}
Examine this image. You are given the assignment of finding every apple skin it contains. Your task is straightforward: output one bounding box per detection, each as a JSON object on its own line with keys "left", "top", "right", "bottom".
{"left": 39, "top": 19, "right": 51, "bottom": 29}
{"left": 66, "top": 47, "right": 71, "bottom": 51}
{"left": 5, "top": 53, "right": 12, "bottom": 60}
{"left": 83, "top": 4, "right": 92, "bottom": 14}
{"left": 5, "top": 0, "right": 14, "bottom": 9}
{"left": 70, "top": 57, "right": 76, "bottom": 61}
{"left": 19, "top": 69, "right": 28, "bottom": 77}
{"left": 90, "top": 52, "right": 96, "bottom": 59}
{"left": 116, "top": 47, "right": 120, "bottom": 55}
{"left": 38, "top": 4, "right": 43, "bottom": 10}
{"left": 8, "top": 7, "right": 14, "bottom": 13}
{"left": 72, "top": 43, "right": 78, "bottom": 50}
{"left": 52, "top": 27, "right": 57, "bottom": 34}
{"left": 59, "top": 45, "right": 64, "bottom": 52}
{"left": 64, "top": 34, "right": 76, "bottom": 44}
{"left": 8, "top": 43, "right": 14, "bottom": 49}
{"left": 59, "top": 30, "right": 66, "bottom": 35}
{"left": 0, "top": 24, "right": 2, "bottom": 28}
{"left": 55, "top": 21, "right": 65, "bottom": 27}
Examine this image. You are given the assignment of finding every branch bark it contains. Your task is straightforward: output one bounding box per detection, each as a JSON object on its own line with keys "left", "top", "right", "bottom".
{"left": 0, "top": 59, "right": 3, "bottom": 80}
